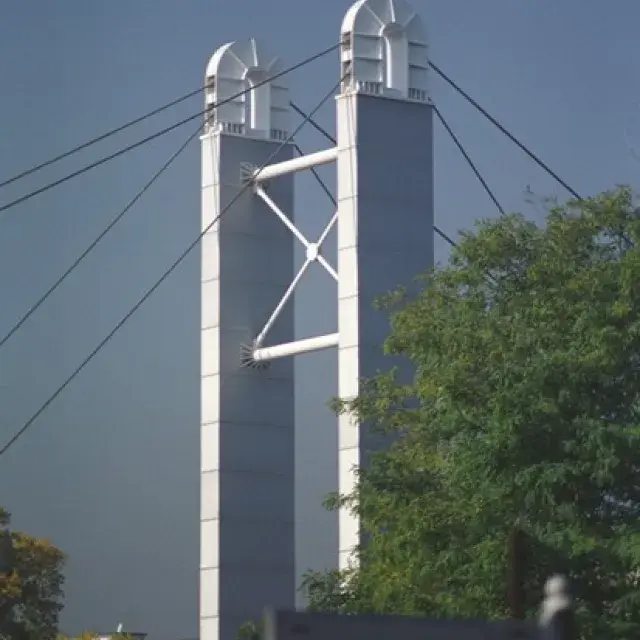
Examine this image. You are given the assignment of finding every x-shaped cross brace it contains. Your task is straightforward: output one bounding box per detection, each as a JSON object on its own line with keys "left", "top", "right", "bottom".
{"left": 253, "top": 186, "right": 337, "bottom": 348}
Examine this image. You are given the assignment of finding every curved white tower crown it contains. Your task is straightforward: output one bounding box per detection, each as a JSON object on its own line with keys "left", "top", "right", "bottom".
{"left": 340, "top": 0, "right": 428, "bottom": 101}
{"left": 205, "top": 39, "right": 290, "bottom": 140}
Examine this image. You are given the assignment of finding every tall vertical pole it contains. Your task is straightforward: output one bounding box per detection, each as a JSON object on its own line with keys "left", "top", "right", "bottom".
{"left": 200, "top": 40, "right": 296, "bottom": 640}
{"left": 336, "top": 0, "right": 434, "bottom": 568}
{"left": 508, "top": 528, "right": 526, "bottom": 619}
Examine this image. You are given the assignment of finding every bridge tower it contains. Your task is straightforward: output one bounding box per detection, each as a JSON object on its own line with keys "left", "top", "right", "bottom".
{"left": 200, "top": 38, "right": 296, "bottom": 640}
{"left": 200, "top": 1, "right": 433, "bottom": 638}
{"left": 335, "top": 0, "right": 433, "bottom": 569}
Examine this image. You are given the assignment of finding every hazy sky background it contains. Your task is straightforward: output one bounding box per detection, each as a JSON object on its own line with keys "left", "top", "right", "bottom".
{"left": 1, "top": 1, "right": 639, "bottom": 638}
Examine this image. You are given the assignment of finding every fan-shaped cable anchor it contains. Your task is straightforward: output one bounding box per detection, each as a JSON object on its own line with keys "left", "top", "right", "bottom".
{"left": 240, "top": 340, "right": 270, "bottom": 370}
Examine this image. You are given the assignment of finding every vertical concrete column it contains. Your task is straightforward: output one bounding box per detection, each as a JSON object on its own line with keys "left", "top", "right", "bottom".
{"left": 336, "top": 0, "right": 435, "bottom": 568}
{"left": 200, "top": 40, "right": 295, "bottom": 640}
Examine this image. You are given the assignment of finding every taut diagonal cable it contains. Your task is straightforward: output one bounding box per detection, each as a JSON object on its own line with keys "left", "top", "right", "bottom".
{"left": 434, "top": 105, "right": 506, "bottom": 217}
{"left": 0, "top": 125, "right": 200, "bottom": 350}
{"left": 0, "top": 87, "right": 203, "bottom": 190}
{"left": 429, "top": 61, "right": 582, "bottom": 201}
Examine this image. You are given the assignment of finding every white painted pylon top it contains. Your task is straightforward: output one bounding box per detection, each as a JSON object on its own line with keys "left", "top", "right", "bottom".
{"left": 204, "top": 39, "right": 290, "bottom": 140}
{"left": 340, "top": 0, "right": 428, "bottom": 102}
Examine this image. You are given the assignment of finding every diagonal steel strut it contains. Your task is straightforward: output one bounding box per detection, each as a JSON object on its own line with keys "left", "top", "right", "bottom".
{"left": 254, "top": 259, "right": 311, "bottom": 348}
{"left": 254, "top": 186, "right": 338, "bottom": 347}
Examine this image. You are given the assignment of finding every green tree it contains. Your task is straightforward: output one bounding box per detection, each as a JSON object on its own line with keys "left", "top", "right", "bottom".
{"left": 236, "top": 620, "right": 261, "bottom": 640}
{"left": 303, "top": 188, "right": 640, "bottom": 639}
{"left": 0, "top": 508, "right": 65, "bottom": 640}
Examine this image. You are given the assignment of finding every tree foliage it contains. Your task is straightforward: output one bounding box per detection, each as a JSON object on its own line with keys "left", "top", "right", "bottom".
{"left": 0, "top": 508, "right": 65, "bottom": 640}
{"left": 303, "top": 188, "right": 640, "bottom": 639}
{"left": 236, "top": 619, "right": 262, "bottom": 640}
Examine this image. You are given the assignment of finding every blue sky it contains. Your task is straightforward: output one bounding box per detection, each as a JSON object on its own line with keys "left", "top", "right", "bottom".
{"left": 1, "top": 0, "right": 639, "bottom": 637}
